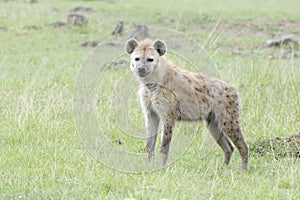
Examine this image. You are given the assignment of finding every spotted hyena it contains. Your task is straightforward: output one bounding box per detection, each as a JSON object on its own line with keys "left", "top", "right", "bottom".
{"left": 125, "top": 38, "right": 249, "bottom": 170}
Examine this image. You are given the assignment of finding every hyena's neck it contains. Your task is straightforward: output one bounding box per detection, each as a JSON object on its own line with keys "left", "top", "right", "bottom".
{"left": 145, "top": 83, "right": 158, "bottom": 92}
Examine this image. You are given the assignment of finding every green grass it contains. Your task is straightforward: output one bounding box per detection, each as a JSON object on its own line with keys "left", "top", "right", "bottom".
{"left": 1, "top": 0, "right": 300, "bottom": 199}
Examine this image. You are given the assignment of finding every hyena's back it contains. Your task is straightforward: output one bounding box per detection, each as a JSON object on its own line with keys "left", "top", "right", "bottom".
{"left": 152, "top": 65, "right": 239, "bottom": 123}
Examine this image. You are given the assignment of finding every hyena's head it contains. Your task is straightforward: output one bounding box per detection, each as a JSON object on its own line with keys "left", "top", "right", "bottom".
{"left": 125, "top": 38, "right": 166, "bottom": 78}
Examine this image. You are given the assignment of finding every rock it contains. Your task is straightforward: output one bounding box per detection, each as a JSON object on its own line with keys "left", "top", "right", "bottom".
{"left": 112, "top": 21, "right": 124, "bottom": 35}
{"left": 67, "top": 14, "right": 88, "bottom": 26}
{"left": 266, "top": 34, "right": 300, "bottom": 47}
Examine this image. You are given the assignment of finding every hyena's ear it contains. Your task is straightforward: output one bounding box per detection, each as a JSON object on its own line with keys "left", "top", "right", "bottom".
{"left": 125, "top": 38, "right": 138, "bottom": 55}
{"left": 153, "top": 39, "right": 167, "bottom": 56}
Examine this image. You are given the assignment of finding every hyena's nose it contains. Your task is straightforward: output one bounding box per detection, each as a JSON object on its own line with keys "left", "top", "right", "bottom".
{"left": 137, "top": 66, "right": 146, "bottom": 73}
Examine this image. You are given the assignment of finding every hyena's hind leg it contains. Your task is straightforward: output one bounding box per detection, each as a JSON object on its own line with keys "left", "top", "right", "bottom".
{"left": 206, "top": 111, "right": 234, "bottom": 166}
{"left": 223, "top": 124, "right": 249, "bottom": 170}
{"left": 222, "top": 89, "right": 249, "bottom": 170}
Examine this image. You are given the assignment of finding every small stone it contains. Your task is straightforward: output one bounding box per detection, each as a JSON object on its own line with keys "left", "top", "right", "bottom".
{"left": 67, "top": 14, "right": 88, "bottom": 26}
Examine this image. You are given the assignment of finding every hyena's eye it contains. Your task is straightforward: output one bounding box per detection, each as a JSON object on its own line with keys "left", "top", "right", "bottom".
{"left": 134, "top": 57, "right": 140, "bottom": 61}
{"left": 147, "top": 58, "right": 154, "bottom": 62}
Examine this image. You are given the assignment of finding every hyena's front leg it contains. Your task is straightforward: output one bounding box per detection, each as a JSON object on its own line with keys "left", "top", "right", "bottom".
{"left": 160, "top": 119, "right": 175, "bottom": 166}
{"left": 145, "top": 109, "right": 160, "bottom": 159}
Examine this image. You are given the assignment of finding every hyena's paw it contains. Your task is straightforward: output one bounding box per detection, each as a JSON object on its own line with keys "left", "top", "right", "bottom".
{"left": 160, "top": 152, "right": 168, "bottom": 167}
{"left": 242, "top": 157, "right": 248, "bottom": 170}
{"left": 147, "top": 151, "right": 155, "bottom": 161}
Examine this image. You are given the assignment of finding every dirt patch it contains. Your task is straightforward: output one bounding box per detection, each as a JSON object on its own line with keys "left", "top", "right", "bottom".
{"left": 215, "top": 18, "right": 300, "bottom": 38}
{"left": 205, "top": 18, "right": 300, "bottom": 59}
{"left": 69, "top": 6, "right": 95, "bottom": 13}
{"left": 45, "top": 21, "right": 66, "bottom": 28}
{"left": 103, "top": 59, "right": 129, "bottom": 70}
{"left": 215, "top": 19, "right": 268, "bottom": 38}
{"left": 22, "top": 25, "right": 43, "bottom": 30}
{"left": 80, "top": 41, "right": 99, "bottom": 48}
{"left": 250, "top": 133, "right": 300, "bottom": 159}
{"left": 277, "top": 21, "right": 300, "bottom": 32}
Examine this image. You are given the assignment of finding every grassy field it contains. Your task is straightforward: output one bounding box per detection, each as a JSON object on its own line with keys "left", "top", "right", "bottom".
{"left": 1, "top": 0, "right": 300, "bottom": 199}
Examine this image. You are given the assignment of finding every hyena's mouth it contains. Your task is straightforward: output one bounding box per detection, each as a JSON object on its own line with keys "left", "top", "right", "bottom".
{"left": 137, "top": 71, "right": 150, "bottom": 77}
